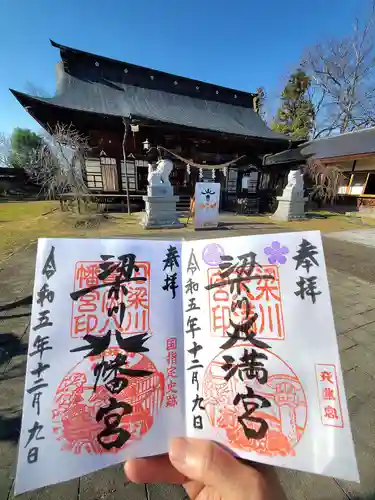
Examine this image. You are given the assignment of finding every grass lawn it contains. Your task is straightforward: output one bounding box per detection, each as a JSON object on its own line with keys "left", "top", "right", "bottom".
{"left": 0, "top": 201, "right": 144, "bottom": 264}
{"left": 0, "top": 200, "right": 57, "bottom": 222}
{"left": 1, "top": 200, "right": 375, "bottom": 264}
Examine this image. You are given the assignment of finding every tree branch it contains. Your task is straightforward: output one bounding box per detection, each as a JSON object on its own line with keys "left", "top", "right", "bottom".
{"left": 26, "top": 123, "right": 90, "bottom": 201}
{"left": 303, "top": 2, "right": 375, "bottom": 136}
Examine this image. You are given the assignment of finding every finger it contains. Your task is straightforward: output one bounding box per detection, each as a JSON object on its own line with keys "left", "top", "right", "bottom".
{"left": 125, "top": 455, "right": 187, "bottom": 484}
{"left": 169, "top": 438, "right": 263, "bottom": 499}
{"left": 182, "top": 480, "right": 204, "bottom": 500}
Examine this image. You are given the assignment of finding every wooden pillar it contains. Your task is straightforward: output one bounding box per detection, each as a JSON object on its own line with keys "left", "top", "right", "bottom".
{"left": 122, "top": 119, "right": 131, "bottom": 214}
{"left": 116, "top": 156, "right": 123, "bottom": 193}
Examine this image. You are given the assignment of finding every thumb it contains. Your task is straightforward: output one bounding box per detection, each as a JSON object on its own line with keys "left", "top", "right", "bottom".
{"left": 169, "top": 438, "right": 263, "bottom": 499}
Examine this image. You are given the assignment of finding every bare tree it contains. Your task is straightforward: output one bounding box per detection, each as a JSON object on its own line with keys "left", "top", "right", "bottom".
{"left": 26, "top": 123, "right": 90, "bottom": 205}
{"left": 304, "top": 158, "right": 347, "bottom": 202}
{"left": 306, "top": 85, "right": 328, "bottom": 139}
{"left": 24, "top": 82, "right": 51, "bottom": 98}
{"left": 303, "top": 0, "right": 375, "bottom": 137}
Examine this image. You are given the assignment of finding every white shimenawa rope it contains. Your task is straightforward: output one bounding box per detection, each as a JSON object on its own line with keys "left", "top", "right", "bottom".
{"left": 156, "top": 146, "right": 247, "bottom": 170}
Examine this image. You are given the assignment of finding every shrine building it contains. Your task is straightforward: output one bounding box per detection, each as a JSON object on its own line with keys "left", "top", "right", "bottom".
{"left": 11, "top": 40, "right": 291, "bottom": 212}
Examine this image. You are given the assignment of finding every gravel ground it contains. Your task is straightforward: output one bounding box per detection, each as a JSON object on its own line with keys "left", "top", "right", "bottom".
{"left": 323, "top": 237, "right": 375, "bottom": 284}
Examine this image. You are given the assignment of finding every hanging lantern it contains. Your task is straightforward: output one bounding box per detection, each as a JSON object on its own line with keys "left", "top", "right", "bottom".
{"left": 187, "top": 163, "right": 191, "bottom": 175}
{"left": 223, "top": 166, "right": 228, "bottom": 177}
{"left": 142, "top": 138, "right": 150, "bottom": 150}
{"left": 199, "top": 168, "right": 203, "bottom": 180}
{"left": 212, "top": 169, "right": 216, "bottom": 180}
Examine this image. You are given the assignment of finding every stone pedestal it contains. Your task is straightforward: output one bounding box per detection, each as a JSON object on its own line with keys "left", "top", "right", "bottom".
{"left": 142, "top": 195, "right": 184, "bottom": 229}
{"left": 273, "top": 197, "right": 307, "bottom": 220}
{"left": 272, "top": 169, "right": 307, "bottom": 221}
{"left": 139, "top": 158, "right": 184, "bottom": 229}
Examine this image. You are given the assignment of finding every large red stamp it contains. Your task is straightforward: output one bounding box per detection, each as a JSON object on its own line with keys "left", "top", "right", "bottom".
{"left": 315, "top": 364, "right": 343, "bottom": 428}
{"left": 207, "top": 266, "right": 285, "bottom": 340}
{"left": 71, "top": 261, "right": 150, "bottom": 338}
{"left": 52, "top": 348, "right": 164, "bottom": 454}
{"left": 203, "top": 345, "right": 307, "bottom": 456}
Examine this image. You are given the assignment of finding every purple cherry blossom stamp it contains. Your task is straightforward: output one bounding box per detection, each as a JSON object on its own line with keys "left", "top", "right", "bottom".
{"left": 264, "top": 241, "right": 289, "bottom": 265}
{"left": 202, "top": 243, "right": 225, "bottom": 266}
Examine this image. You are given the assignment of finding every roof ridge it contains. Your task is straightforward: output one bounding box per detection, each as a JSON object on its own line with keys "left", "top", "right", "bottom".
{"left": 49, "top": 39, "right": 257, "bottom": 98}
{"left": 304, "top": 126, "right": 375, "bottom": 146}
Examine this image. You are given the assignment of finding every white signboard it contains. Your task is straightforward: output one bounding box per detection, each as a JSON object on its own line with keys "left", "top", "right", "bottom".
{"left": 16, "top": 232, "right": 358, "bottom": 494}
{"left": 242, "top": 171, "right": 259, "bottom": 192}
{"left": 194, "top": 182, "right": 221, "bottom": 229}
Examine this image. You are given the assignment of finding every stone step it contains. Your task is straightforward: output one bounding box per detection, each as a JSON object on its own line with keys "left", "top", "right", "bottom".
{"left": 176, "top": 196, "right": 191, "bottom": 211}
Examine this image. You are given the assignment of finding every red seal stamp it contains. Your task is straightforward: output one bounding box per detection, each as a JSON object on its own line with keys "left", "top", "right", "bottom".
{"left": 52, "top": 348, "right": 164, "bottom": 454}
{"left": 203, "top": 345, "right": 307, "bottom": 457}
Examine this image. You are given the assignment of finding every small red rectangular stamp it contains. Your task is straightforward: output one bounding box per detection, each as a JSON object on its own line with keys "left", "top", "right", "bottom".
{"left": 165, "top": 337, "right": 178, "bottom": 408}
{"left": 315, "top": 363, "right": 344, "bottom": 428}
{"left": 207, "top": 265, "right": 285, "bottom": 340}
{"left": 70, "top": 261, "right": 150, "bottom": 337}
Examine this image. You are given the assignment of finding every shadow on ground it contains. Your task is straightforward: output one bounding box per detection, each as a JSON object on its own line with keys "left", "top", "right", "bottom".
{"left": 219, "top": 221, "right": 276, "bottom": 227}
{"left": 305, "top": 213, "right": 329, "bottom": 219}
{"left": 0, "top": 410, "right": 21, "bottom": 442}
{"left": 0, "top": 296, "right": 31, "bottom": 369}
{"left": 0, "top": 295, "right": 32, "bottom": 312}
{"left": 0, "top": 313, "right": 31, "bottom": 320}
{"left": 0, "top": 357, "right": 27, "bottom": 382}
{"left": 0, "top": 333, "right": 28, "bottom": 367}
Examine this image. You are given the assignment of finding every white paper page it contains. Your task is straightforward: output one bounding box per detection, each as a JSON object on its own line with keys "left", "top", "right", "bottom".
{"left": 16, "top": 238, "right": 185, "bottom": 494}
{"left": 181, "top": 231, "right": 359, "bottom": 482}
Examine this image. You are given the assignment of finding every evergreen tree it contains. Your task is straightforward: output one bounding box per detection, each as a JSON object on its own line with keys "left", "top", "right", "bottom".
{"left": 272, "top": 69, "right": 315, "bottom": 140}
{"left": 10, "top": 128, "right": 42, "bottom": 169}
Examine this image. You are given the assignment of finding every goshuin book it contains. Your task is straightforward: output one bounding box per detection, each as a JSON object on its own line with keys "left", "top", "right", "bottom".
{"left": 15, "top": 231, "right": 359, "bottom": 494}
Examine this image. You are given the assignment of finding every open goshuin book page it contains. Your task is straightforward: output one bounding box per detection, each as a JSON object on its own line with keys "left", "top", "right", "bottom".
{"left": 15, "top": 231, "right": 359, "bottom": 494}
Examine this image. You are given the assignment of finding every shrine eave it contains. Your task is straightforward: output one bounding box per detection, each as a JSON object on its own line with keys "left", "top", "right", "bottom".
{"left": 300, "top": 127, "right": 375, "bottom": 160}
{"left": 10, "top": 88, "right": 290, "bottom": 144}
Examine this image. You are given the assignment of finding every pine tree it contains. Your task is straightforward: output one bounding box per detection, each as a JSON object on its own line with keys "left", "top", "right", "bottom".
{"left": 272, "top": 69, "right": 315, "bottom": 140}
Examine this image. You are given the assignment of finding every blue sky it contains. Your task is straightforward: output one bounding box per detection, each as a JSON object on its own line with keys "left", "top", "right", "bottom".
{"left": 0, "top": 0, "right": 365, "bottom": 135}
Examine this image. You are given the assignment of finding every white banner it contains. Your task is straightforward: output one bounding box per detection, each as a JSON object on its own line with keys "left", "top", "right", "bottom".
{"left": 194, "top": 182, "right": 221, "bottom": 229}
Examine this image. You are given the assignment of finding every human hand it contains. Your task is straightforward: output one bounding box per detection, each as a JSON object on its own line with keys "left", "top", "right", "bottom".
{"left": 125, "top": 438, "right": 287, "bottom": 500}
